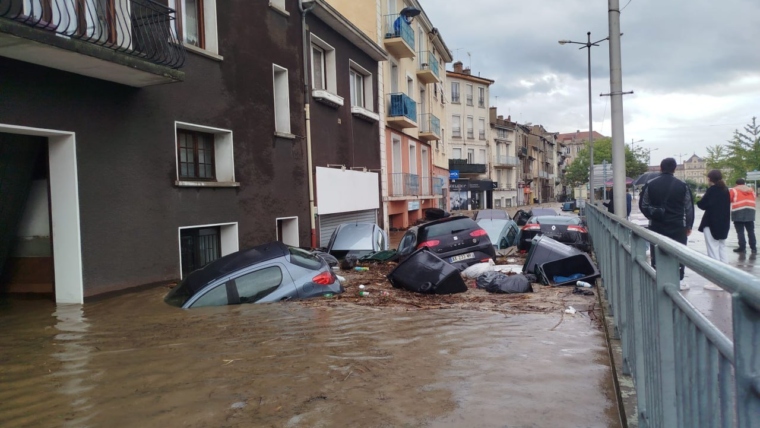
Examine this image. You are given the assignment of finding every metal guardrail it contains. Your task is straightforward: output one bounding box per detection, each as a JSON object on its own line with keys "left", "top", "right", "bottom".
{"left": 586, "top": 203, "right": 760, "bottom": 428}
{"left": 418, "top": 50, "right": 439, "bottom": 77}
{"left": 495, "top": 155, "right": 519, "bottom": 166}
{"left": 389, "top": 172, "right": 418, "bottom": 196}
{"left": 419, "top": 113, "right": 440, "bottom": 136}
{"left": 382, "top": 13, "right": 414, "bottom": 48}
{"left": 1, "top": 0, "right": 185, "bottom": 68}
{"left": 386, "top": 93, "right": 416, "bottom": 122}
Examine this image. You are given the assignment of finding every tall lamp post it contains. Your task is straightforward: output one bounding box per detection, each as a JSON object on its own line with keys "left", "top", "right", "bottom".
{"left": 559, "top": 32, "right": 610, "bottom": 204}
{"left": 630, "top": 138, "right": 644, "bottom": 153}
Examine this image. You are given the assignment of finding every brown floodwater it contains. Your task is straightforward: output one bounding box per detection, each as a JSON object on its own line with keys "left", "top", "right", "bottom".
{"left": 0, "top": 287, "right": 621, "bottom": 427}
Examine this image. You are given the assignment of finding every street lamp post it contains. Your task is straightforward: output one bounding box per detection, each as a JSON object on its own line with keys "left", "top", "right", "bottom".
{"left": 559, "top": 32, "right": 610, "bottom": 204}
{"left": 630, "top": 138, "right": 644, "bottom": 153}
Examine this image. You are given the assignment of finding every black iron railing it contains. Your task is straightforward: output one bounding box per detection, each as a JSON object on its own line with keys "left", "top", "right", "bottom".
{"left": 1, "top": 0, "right": 185, "bottom": 68}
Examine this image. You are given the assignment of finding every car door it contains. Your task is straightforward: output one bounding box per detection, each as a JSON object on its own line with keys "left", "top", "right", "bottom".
{"left": 375, "top": 226, "right": 389, "bottom": 251}
{"left": 397, "top": 230, "right": 417, "bottom": 257}
{"left": 504, "top": 221, "right": 519, "bottom": 247}
{"left": 183, "top": 276, "right": 231, "bottom": 308}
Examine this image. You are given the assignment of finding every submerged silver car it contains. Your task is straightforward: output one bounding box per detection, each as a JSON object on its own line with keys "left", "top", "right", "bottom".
{"left": 476, "top": 218, "right": 520, "bottom": 250}
{"left": 325, "top": 222, "right": 388, "bottom": 259}
{"left": 165, "top": 242, "right": 343, "bottom": 309}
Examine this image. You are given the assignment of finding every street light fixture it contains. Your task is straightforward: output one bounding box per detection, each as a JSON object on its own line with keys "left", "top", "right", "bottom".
{"left": 558, "top": 32, "right": 611, "bottom": 204}
{"left": 630, "top": 138, "right": 644, "bottom": 152}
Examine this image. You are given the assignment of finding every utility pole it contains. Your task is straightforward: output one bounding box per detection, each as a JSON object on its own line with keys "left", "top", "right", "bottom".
{"left": 609, "top": 0, "right": 627, "bottom": 217}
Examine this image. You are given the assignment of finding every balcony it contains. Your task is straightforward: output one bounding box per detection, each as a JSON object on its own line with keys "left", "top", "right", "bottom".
{"left": 382, "top": 14, "right": 415, "bottom": 59}
{"left": 517, "top": 146, "right": 528, "bottom": 158}
{"left": 0, "top": 0, "right": 184, "bottom": 87}
{"left": 449, "top": 158, "right": 486, "bottom": 174}
{"left": 388, "top": 172, "right": 430, "bottom": 197}
{"left": 386, "top": 93, "right": 417, "bottom": 129}
{"left": 418, "top": 113, "right": 440, "bottom": 141}
{"left": 433, "top": 177, "right": 444, "bottom": 195}
{"left": 416, "top": 50, "right": 440, "bottom": 84}
{"left": 522, "top": 173, "right": 533, "bottom": 182}
{"left": 494, "top": 156, "right": 519, "bottom": 168}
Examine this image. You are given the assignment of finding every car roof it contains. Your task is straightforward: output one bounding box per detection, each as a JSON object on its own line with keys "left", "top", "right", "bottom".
{"left": 182, "top": 241, "right": 290, "bottom": 294}
{"left": 414, "top": 215, "right": 473, "bottom": 231}
{"left": 475, "top": 209, "right": 508, "bottom": 219}
{"left": 530, "top": 215, "right": 581, "bottom": 224}
{"left": 531, "top": 208, "right": 557, "bottom": 215}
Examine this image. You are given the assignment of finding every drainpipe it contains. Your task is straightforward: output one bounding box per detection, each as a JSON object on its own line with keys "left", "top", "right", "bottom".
{"left": 299, "top": 0, "right": 317, "bottom": 248}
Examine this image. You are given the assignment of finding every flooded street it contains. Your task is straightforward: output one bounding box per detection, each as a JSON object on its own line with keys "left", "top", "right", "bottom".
{"left": 0, "top": 285, "right": 621, "bottom": 427}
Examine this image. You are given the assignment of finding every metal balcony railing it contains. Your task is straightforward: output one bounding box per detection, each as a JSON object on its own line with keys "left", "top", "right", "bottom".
{"left": 386, "top": 93, "right": 416, "bottom": 122}
{"left": 478, "top": 98, "right": 485, "bottom": 108}
{"left": 418, "top": 50, "right": 439, "bottom": 77}
{"left": 517, "top": 146, "right": 528, "bottom": 157}
{"left": 383, "top": 14, "right": 414, "bottom": 48}
{"left": 495, "top": 156, "right": 519, "bottom": 166}
{"left": 452, "top": 128, "right": 461, "bottom": 138}
{"left": 433, "top": 177, "right": 444, "bottom": 195}
{"left": 389, "top": 172, "right": 419, "bottom": 196}
{"left": 451, "top": 93, "right": 460, "bottom": 103}
{"left": 467, "top": 129, "right": 474, "bottom": 139}
{"left": 419, "top": 113, "right": 440, "bottom": 136}
{"left": 1, "top": 0, "right": 185, "bottom": 68}
{"left": 419, "top": 175, "right": 432, "bottom": 196}
{"left": 466, "top": 94, "right": 473, "bottom": 106}
{"left": 479, "top": 130, "right": 486, "bottom": 140}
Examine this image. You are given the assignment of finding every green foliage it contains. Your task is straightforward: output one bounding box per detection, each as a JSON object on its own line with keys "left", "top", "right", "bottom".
{"left": 562, "top": 137, "right": 648, "bottom": 187}
{"left": 702, "top": 117, "right": 760, "bottom": 183}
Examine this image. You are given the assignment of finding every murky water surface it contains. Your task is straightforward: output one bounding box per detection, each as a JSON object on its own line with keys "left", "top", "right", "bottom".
{"left": 1, "top": 287, "right": 620, "bottom": 427}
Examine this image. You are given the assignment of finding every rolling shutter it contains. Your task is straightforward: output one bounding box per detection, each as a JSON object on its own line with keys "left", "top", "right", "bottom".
{"left": 318, "top": 210, "right": 378, "bottom": 248}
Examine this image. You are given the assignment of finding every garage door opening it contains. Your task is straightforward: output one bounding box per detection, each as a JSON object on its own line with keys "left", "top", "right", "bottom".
{"left": 0, "top": 126, "right": 83, "bottom": 304}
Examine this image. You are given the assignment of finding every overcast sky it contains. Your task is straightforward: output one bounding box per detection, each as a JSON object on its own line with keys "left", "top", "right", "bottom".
{"left": 424, "top": 0, "right": 760, "bottom": 164}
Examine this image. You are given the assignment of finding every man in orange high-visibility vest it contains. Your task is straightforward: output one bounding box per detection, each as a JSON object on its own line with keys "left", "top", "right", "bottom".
{"left": 729, "top": 178, "right": 757, "bottom": 253}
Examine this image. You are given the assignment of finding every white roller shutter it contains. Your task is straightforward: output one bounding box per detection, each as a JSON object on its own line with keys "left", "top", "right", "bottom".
{"left": 318, "top": 210, "right": 378, "bottom": 248}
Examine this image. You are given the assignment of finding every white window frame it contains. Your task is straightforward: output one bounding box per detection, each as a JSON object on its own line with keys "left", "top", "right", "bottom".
{"left": 269, "top": 0, "right": 289, "bottom": 16}
{"left": 478, "top": 118, "right": 486, "bottom": 140}
{"left": 467, "top": 148, "right": 475, "bottom": 163}
{"left": 392, "top": 133, "right": 403, "bottom": 173}
{"left": 171, "top": 0, "right": 220, "bottom": 56}
{"left": 310, "top": 34, "right": 337, "bottom": 94}
{"left": 272, "top": 64, "right": 292, "bottom": 137}
{"left": 466, "top": 84, "right": 473, "bottom": 106}
{"left": 452, "top": 115, "right": 461, "bottom": 138}
{"left": 349, "top": 61, "right": 379, "bottom": 122}
{"left": 452, "top": 147, "right": 462, "bottom": 160}
{"left": 478, "top": 86, "right": 485, "bottom": 108}
{"left": 466, "top": 116, "right": 474, "bottom": 139}
{"left": 177, "top": 222, "right": 239, "bottom": 279}
{"left": 451, "top": 82, "right": 460, "bottom": 103}
{"left": 409, "top": 142, "right": 417, "bottom": 175}
{"left": 174, "top": 121, "right": 238, "bottom": 187}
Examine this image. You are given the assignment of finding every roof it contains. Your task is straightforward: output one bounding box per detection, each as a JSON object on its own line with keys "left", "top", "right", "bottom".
{"left": 445, "top": 70, "right": 495, "bottom": 85}
{"left": 556, "top": 131, "right": 607, "bottom": 143}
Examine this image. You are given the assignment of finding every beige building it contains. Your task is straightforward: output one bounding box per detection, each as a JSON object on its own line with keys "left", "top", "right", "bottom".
{"left": 489, "top": 108, "right": 519, "bottom": 207}
{"left": 325, "top": 0, "right": 453, "bottom": 228}
{"left": 681, "top": 154, "right": 707, "bottom": 185}
{"left": 446, "top": 62, "right": 494, "bottom": 210}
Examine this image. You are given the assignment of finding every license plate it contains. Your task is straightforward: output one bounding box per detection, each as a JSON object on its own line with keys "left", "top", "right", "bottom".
{"left": 450, "top": 252, "right": 474, "bottom": 263}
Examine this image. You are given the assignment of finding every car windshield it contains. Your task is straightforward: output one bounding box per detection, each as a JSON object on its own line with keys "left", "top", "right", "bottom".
{"left": 422, "top": 218, "right": 476, "bottom": 238}
{"left": 332, "top": 224, "right": 375, "bottom": 250}
{"left": 477, "top": 219, "right": 508, "bottom": 238}
{"left": 164, "top": 278, "right": 196, "bottom": 308}
{"left": 534, "top": 216, "right": 580, "bottom": 225}
{"left": 288, "top": 247, "right": 323, "bottom": 270}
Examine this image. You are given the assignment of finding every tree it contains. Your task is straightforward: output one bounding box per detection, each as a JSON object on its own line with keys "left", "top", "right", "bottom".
{"left": 705, "top": 144, "right": 728, "bottom": 170}
{"left": 724, "top": 117, "right": 760, "bottom": 182}
{"left": 562, "top": 137, "right": 648, "bottom": 186}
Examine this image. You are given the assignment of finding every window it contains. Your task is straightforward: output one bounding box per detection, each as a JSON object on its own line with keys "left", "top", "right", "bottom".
{"left": 479, "top": 118, "right": 486, "bottom": 140}
{"left": 392, "top": 134, "right": 402, "bottom": 173}
{"left": 451, "top": 82, "right": 460, "bottom": 103}
{"left": 175, "top": 122, "right": 235, "bottom": 185}
{"left": 273, "top": 64, "right": 291, "bottom": 135}
{"left": 467, "top": 116, "right": 474, "bottom": 139}
{"left": 466, "top": 84, "right": 473, "bottom": 106}
{"left": 191, "top": 283, "right": 228, "bottom": 308}
{"left": 348, "top": 61, "right": 375, "bottom": 113}
{"left": 478, "top": 149, "right": 486, "bottom": 163}
{"left": 312, "top": 45, "right": 325, "bottom": 90}
{"left": 270, "top": 0, "right": 286, "bottom": 13}
{"left": 478, "top": 87, "right": 485, "bottom": 108}
{"left": 178, "top": 129, "right": 215, "bottom": 180}
{"left": 497, "top": 128, "right": 508, "bottom": 140}
{"left": 453, "top": 148, "right": 462, "bottom": 159}
{"left": 172, "top": 0, "right": 219, "bottom": 54}
{"left": 310, "top": 35, "right": 337, "bottom": 94}
{"left": 452, "top": 115, "right": 461, "bottom": 138}
{"left": 234, "top": 266, "right": 283, "bottom": 304}
{"left": 467, "top": 148, "right": 474, "bottom": 163}
{"left": 180, "top": 226, "right": 220, "bottom": 276}
{"left": 433, "top": 83, "right": 438, "bottom": 99}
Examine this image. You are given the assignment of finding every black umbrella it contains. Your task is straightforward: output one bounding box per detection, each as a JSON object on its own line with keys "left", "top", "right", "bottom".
{"left": 632, "top": 171, "right": 661, "bottom": 186}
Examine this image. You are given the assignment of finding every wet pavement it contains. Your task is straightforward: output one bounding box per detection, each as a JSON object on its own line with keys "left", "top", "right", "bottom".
{"left": 628, "top": 199, "right": 759, "bottom": 337}
{"left": 0, "top": 282, "right": 621, "bottom": 427}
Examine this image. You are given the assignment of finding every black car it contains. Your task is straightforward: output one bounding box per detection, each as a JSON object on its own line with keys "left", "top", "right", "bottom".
{"left": 513, "top": 208, "right": 559, "bottom": 226}
{"left": 516, "top": 215, "right": 590, "bottom": 252}
{"left": 397, "top": 216, "right": 496, "bottom": 270}
{"left": 165, "top": 242, "right": 343, "bottom": 309}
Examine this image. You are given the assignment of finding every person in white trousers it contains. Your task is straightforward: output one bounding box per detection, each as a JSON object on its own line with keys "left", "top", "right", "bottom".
{"left": 697, "top": 169, "right": 731, "bottom": 290}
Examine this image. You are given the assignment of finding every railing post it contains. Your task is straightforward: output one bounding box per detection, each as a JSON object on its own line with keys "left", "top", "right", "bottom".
{"left": 629, "top": 233, "right": 649, "bottom": 424}
{"left": 654, "top": 245, "right": 679, "bottom": 427}
{"left": 732, "top": 293, "right": 760, "bottom": 428}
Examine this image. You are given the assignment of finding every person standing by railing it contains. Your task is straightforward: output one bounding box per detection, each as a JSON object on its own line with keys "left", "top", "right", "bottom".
{"left": 697, "top": 170, "right": 731, "bottom": 264}
{"left": 729, "top": 178, "right": 757, "bottom": 254}
{"left": 639, "top": 158, "right": 695, "bottom": 285}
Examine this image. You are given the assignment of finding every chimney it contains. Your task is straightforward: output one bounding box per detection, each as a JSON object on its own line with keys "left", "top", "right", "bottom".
{"left": 507, "top": 115, "right": 511, "bottom": 122}
{"left": 463, "top": 67, "right": 471, "bottom": 75}
{"left": 453, "top": 61, "right": 463, "bottom": 73}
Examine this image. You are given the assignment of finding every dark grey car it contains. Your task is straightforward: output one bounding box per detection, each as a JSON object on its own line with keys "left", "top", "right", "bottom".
{"left": 165, "top": 242, "right": 343, "bottom": 309}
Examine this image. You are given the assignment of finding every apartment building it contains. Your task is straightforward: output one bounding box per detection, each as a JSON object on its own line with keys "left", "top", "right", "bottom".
{"left": 489, "top": 108, "right": 520, "bottom": 208}
{"left": 446, "top": 62, "right": 495, "bottom": 211}
{"left": 527, "top": 125, "right": 558, "bottom": 203}
{"left": 0, "top": 0, "right": 385, "bottom": 302}
{"left": 556, "top": 130, "right": 608, "bottom": 167}
{"left": 325, "top": 0, "right": 453, "bottom": 228}
{"left": 681, "top": 154, "right": 707, "bottom": 185}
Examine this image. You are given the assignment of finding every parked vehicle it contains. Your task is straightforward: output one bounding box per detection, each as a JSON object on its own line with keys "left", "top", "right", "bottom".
{"left": 474, "top": 209, "right": 509, "bottom": 221}
{"left": 476, "top": 218, "right": 520, "bottom": 250}
{"left": 512, "top": 207, "right": 559, "bottom": 226}
{"left": 325, "top": 222, "right": 388, "bottom": 259}
{"left": 516, "top": 215, "right": 590, "bottom": 252}
{"left": 397, "top": 216, "right": 496, "bottom": 270}
{"left": 561, "top": 201, "right": 577, "bottom": 212}
{"left": 164, "top": 242, "right": 343, "bottom": 309}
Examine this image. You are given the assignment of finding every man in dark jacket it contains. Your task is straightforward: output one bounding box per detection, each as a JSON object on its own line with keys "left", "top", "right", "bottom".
{"left": 603, "top": 186, "right": 633, "bottom": 219}
{"left": 639, "top": 158, "right": 695, "bottom": 284}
